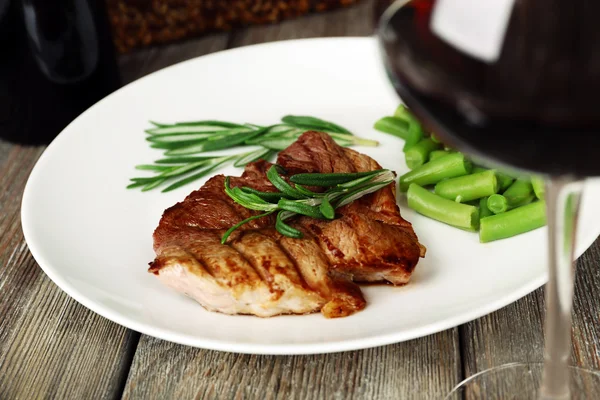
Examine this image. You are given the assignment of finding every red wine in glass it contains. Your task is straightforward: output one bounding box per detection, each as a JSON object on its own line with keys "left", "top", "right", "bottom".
{"left": 379, "top": 0, "right": 600, "bottom": 176}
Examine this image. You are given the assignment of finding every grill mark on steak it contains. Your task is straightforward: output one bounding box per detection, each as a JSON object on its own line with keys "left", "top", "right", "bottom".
{"left": 196, "top": 232, "right": 263, "bottom": 288}
{"left": 274, "top": 236, "right": 312, "bottom": 291}
{"left": 276, "top": 229, "right": 366, "bottom": 317}
{"left": 150, "top": 131, "right": 423, "bottom": 318}
{"left": 195, "top": 256, "right": 215, "bottom": 278}
{"left": 304, "top": 222, "right": 345, "bottom": 260}
{"left": 228, "top": 234, "right": 273, "bottom": 290}
{"left": 231, "top": 232, "right": 292, "bottom": 297}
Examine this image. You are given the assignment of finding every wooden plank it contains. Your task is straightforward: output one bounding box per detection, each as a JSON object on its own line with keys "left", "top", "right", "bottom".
{"left": 460, "top": 289, "right": 545, "bottom": 375}
{"left": 460, "top": 239, "right": 600, "bottom": 395}
{"left": 571, "top": 240, "right": 600, "bottom": 369}
{"left": 0, "top": 145, "right": 138, "bottom": 399}
{"left": 118, "top": 33, "right": 230, "bottom": 84}
{"left": 123, "top": 2, "right": 461, "bottom": 399}
{"left": 0, "top": 32, "right": 232, "bottom": 398}
{"left": 123, "top": 330, "right": 460, "bottom": 400}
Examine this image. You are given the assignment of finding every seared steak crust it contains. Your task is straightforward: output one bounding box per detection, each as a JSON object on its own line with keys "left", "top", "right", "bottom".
{"left": 150, "top": 131, "right": 424, "bottom": 318}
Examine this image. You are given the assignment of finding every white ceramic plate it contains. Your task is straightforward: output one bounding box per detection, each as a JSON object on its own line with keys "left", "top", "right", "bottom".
{"left": 22, "top": 37, "right": 600, "bottom": 355}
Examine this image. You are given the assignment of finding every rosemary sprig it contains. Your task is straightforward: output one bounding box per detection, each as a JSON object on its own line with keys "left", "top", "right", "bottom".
{"left": 129, "top": 116, "right": 379, "bottom": 192}
{"left": 220, "top": 167, "right": 395, "bottom": 243}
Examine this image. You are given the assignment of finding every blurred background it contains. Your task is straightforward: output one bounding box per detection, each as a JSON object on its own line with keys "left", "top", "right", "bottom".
{"left": 0, "top": 0, "right": 362, "bottom": 145}
{"left": 106, "top": 0, "right": 361, "bottom": 53}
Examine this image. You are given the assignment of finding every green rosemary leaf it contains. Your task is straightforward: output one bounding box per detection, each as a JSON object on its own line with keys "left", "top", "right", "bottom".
{"left": 134, "top": 164, "right": 175, "bottom": 172}
{"left": 290, "top": 170, "right": 382, "bottom": 186}
{"left": 142, "top": 179, "right": 167, "bottom": 191}
{"left": 266, "top": 166, "right": 306, "bottom": 200}
{"left": 252, "top": 138, "right": 297, "bottom": 150}
{"left": 277, "top": 198, "right": 325, "bottom": 219}
{"left": 335, "top": 180, "right": 394, "bottom": 208}
{"left": 132, "top": 115, "right": 380, "bottom": 192}
{"left": 223, "top": 177, "right": 277, "bottom": 211}
{"left": 294, "top": 184, "right": 326, "bottom": 198}
{"left": 174, "top": 120, "right": 244, "bottom": 128}
{"left": 240, "top": 187, "right": 286, "bottom": 203}
{"left": 275, "top": 211, "right": 303, "bottom": 239}
{"left": 221, "top": 211, "right": 274, "bottom": 244}
{"left": 319, "top": 196, "right": 335, "bottom": 219}
{"left": 165, "top": 128, "right": 264, "bottom": 156}
{"left": 161, "top": 158, "right": 233, "bottom": 192}
{"left": 281, "top": 115, "right": 352, "bottom": 135}
{"left": 154, "top": 156, "right": 217, "bottom": 164}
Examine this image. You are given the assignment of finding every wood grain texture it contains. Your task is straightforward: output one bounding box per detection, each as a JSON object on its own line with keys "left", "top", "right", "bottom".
{"left": 460, "top": 239, "right": 600, "bottom": 377}
{"left": 122, "top": 330, "right": 461, "bottom": 400}
{"left": 0, "top": 22, "right": 233, "bottom": 400}
{"left": 460, "top": 289, "right": 545, "bottom": 377}
{"left": 0, "top": 25, "right": 234, "bottom": 400}
{"left": 0, "top": 144, "right": 138, "bottom": 399}
{"left": 571, "top": 240, "right": 600, "bottom": 369}
{"left": 118, "top": 33, "right": 230, "bottom": 85}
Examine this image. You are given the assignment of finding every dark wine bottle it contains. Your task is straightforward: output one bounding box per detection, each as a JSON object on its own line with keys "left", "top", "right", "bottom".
{"left": 0, "top": 0, "right": 121, "bottom": 145}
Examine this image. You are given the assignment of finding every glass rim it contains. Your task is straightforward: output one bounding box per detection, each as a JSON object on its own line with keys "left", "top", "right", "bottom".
{"left": 446, "top": 362, "right": 600, "bottom": 399}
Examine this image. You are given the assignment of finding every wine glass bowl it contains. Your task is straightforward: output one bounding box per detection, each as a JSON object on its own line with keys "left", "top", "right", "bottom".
{"left": 445, "top": 363, "right": 600, "bottom": 400}
{"left": 375, "top": 1, "right": 600, "bottom": 398}
{"left": 376, "top": 0, "right": 600, "bottom": 177}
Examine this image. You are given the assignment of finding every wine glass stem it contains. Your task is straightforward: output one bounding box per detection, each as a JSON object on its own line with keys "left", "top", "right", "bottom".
{"left": 540, "top": 177, "right": 584, "bottom": 400}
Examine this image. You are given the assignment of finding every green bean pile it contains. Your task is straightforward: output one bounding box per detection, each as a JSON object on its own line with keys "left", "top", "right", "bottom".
{"left": 221, "top": 167, "right": 395, "bottom": 243}
{"left": 374, "top": 105, "right": 547, "bottom": 243}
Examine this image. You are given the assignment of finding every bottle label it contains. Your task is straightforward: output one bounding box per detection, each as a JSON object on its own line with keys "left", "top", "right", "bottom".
{"left": 430, "top": 0, "right": 516, "bottom": 63}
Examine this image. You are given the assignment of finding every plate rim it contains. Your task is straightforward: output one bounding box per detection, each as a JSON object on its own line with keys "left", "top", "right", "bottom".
{"left": 20, "top": 36, "right": 598, "bottom": 355}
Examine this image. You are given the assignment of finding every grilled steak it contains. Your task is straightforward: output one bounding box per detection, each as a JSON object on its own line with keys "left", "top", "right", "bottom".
{"left": 150, "top": 131, "right": 424, "bottom": 318}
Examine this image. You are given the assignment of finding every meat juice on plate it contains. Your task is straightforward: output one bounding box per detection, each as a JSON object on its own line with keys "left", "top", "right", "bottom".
{"left": 378, "top": 0, "right": 600, "bottom": 176}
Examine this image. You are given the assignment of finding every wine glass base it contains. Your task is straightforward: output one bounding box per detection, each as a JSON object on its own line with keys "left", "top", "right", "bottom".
{"left": 446, "top": 363, "right": 600, "bottom": 400}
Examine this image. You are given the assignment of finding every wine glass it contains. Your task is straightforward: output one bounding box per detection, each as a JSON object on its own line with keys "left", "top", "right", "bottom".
{"left": 376, "top": 0, "right": 600, "bottom": 398}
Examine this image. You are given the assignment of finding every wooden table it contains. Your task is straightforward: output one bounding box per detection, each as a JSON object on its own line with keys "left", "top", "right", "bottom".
{"left": 2, "top": 2, "right": 600, "bottom": 398}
